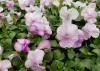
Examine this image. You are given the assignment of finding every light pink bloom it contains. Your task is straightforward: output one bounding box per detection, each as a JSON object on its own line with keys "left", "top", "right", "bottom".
{"left": 40, "top": 0, "right": 51, "bottom": 11}
{"left": 73, "top": 30, "right": 85, "bottom": 48}
{"left": 6, "top": 0, "right": 14, "bottom": 10}
{"left": 0, "top": 60, "right": 11, "bottom": 71}
{"left": 25, "top": 49, "right": 45, "bottom": 71}
{"left": 82, "top": 23, "right": 100, "bottom": 40}
{"left": 37, "top": 40, "right": 51, "bottom": 49}
{"left": 81, "top": 3, "right": 97, "bottom": 23}
{"left": 18, "top": 0, "right": 35, "bottom": 10}
{"left": 25, "top": 12, "right": 52, "bottom": 39}
{"left": 0, "top": 13, "right": 5, "bottom": 20}
{"left": 56, "top": 23, "right": 79, "bottom": 48}
{"left": 14, "top": 39, "right": 30, "bottom": 52}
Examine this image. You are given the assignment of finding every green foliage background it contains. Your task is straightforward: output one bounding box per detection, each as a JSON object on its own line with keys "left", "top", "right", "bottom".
{"left": 0, "top": 0, "right": 100, "bottom": 71}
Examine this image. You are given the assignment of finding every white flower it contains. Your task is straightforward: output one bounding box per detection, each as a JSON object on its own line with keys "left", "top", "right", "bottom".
{"left": 82, "top": 23, "right": 100, "bottom": 40}
{"left": 73, "top": 1, "right": 86, "bottom": 8}
{"left": 0, "top": 60, "right": 12, "bottom": 71}
{"left": 60, "top": 6, "right": 79, "bottom": 22}
{"left": 0, "top": 7, "right": 3, "bottom": 12}
{"left": 6, "top": 14, "right": 12, "bottom": 24}
{"left": 52, "top": 0, "right": 60, "bottom": 7}
{"left": 63, "top": 0, "right": 73, "bottom": 6}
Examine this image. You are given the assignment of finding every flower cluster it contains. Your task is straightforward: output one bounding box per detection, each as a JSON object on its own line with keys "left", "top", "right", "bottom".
{"left": 0, "top": 0, "right": 100, "bottom": 71}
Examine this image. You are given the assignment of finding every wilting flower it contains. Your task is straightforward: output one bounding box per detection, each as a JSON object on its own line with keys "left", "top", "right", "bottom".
{"left": 81, "top": 3, "right": 97, "bottom": 23}
{"left": 18, "top": 0, "right": 35, "bottom": 10}
{"left": 56, "top": 23, "right": 79, "bottom": 48}
{"left": 25, "top": 49, "right": 45, "bottom": 71}
{"left": 37, "top": 40, "right": 51, "bottom": 49}
{"left": 0, "top": 60, "right": 12, "bottom": 71}
{"left": 73, "top": 30, "right": 85, "bottom": 48}
{"left": 0, "top": 45, "right": 3, "bottom": 55}
{"left": 63, "top": 0, "right": 73, "bottom": 6}
{"left": 59, "top": 6, "right": 79, "bottom": 22}
{"left": 82, "top": 23, "right": 100, "bottom": 40}
{"left": 6, "top": 0, "right": 14, "bottom": 10}
{"left": 14, "top": 39, "right": 30, "bottom": 52}
{"left": 25, "top": 12, "right": 52, "bottom": 39}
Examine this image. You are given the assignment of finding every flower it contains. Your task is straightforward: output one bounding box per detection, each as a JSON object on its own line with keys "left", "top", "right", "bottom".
{"left": 56, "top": 23, "right": 79, "bottom": 48}
{"left": 63, "top": 0, "right": 73, "bottom": 6}
{"left": 25, "top": 49, "right": 45, "bottom": 71}
{"left": 6, "top": 14, "right": 12, "bottom": 24}
{"left": 82, "top": 23, "right": 100, "bottom": 40}
{"left": 0, "top": 13, "right": 5, "bottom": 21}
{"left": 81, "top": 3, "right": 97, "bottom": 23}
{"left": 37, "top": 40, "right": 51, "bottom": 49}
{"left": 6, "top": 0, "right": 14, "bottom": 10}
{"left": 0, "top": 7, "right": 3, "bottom": 12}
{"left": 18, "top": 0, "right": 35, "bottom": 10}
{"left": 73, "top": 1, "right": 86, "bottom": 8}
{"left": 73, "top": 30, "right": 85, "bottom": 48}
{"left": 0, "top": 45, "right": 3, "bottom": 55}
{"left": 51, "top": 0, "right": 60, "bottom": 7}
{"left": 25, "top": 12, "right": 52, "bottom": 39}
{"left": 40, "top": 0, "right": 51, "bottom": 11}
{"left": 0, "top": 60, "right": 12, "bottom": 71}
{"left": 59, "top": 6, "right": 79, "bottom": 22}
{"left": 14, "top": 39, "right": 30, "bottom": 52}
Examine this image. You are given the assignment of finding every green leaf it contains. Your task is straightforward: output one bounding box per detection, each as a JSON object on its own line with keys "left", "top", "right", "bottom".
{"left": 53, "top": 50, "right": 64, "bottom": 60}
{"left": 67, "top": 49, "right": 75, "bottom": 59}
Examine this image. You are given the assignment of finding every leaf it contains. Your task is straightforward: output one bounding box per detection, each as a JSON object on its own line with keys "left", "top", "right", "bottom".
{"left": 92, "top": 49, "right": 100, "bottom": 56}
{"left": 67, "top": 49, "right": 75, "bottom": 59}
{"left": 53, "top": 50, "right": 64, "bottom": 60}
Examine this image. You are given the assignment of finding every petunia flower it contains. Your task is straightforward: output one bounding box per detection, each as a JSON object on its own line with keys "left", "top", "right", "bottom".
{"left": 25, "top": 49, "right": 45, "bottom": 71}
{"left": 6, "top": 0, "right": 14, "bottom": 10}
{"left": 73, "top": 30, "right": 85, "bottom": 48}
{"left": 72, "top": 1, "right": 86, "bottom": 8}
{"left": 63, "top": 0, "right": 73, "bottom": 6}
{"left": 56, "top": 23, "right": 79, "bottom": 48}
{"left": 59, "top": 6, "right": 79, "bottom": 22}
{"left": 37, "top": 40, "right": 51, "bottom": 49}
{"left": 0, "top": 60, "right": 12, "bottom": 71}
{"left": 40, "top": 0, "right": 51, "bottom": 11}
{"left": 25, "top": 12, "right": 52, "bottom": 39}
{"left": 81, "top": 3, "right": 97, "bottom": 23}
{"left": 82, "top": 23, "right": 100, "bottom": 40}
{"left": 18, "top": 0, "right": 35, "bottom": 10}
{"left": 14, "top": 39, "right": 30, "bottom": 52}
{"left": 51, "top": 0, "right": 60, "bottom": 7}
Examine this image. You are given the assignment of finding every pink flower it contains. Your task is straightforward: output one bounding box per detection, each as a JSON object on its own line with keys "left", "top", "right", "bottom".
{"left": 73, "top": 30, "right": 85, "bottom": 48}
{"left": 37, "top": 40, "right": 51, "bottom": 49}
{"left": 81, "top": 3, "right": 97, "bottom": 23}
{"left": 0, "top": 13, "right": 5, "bottom": 20}
{"left": 14, "top": 39, "right": 30, "bottom": 52}
{"left": 25, "top": 12, "right": 52, "bottom": 39}
{"left": 40, "top": 0, "right": 51, "bottom": 11}
{"left": 6, "top": 1, "right": 14, "bottom": 10}
{"left": 82, "top": 23, "right": 100, "bottom": 40}
{"left": 25, "top": 49, "right": 45, "bottom": 71}
{"left": 56, "top": 23, "right": 79, "bottom": 48}
{"left": 0, "top": 60, "right": 12, "bottom": 71}
{"left": 18, "top": 0, "right": 35, "bottom": 10}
